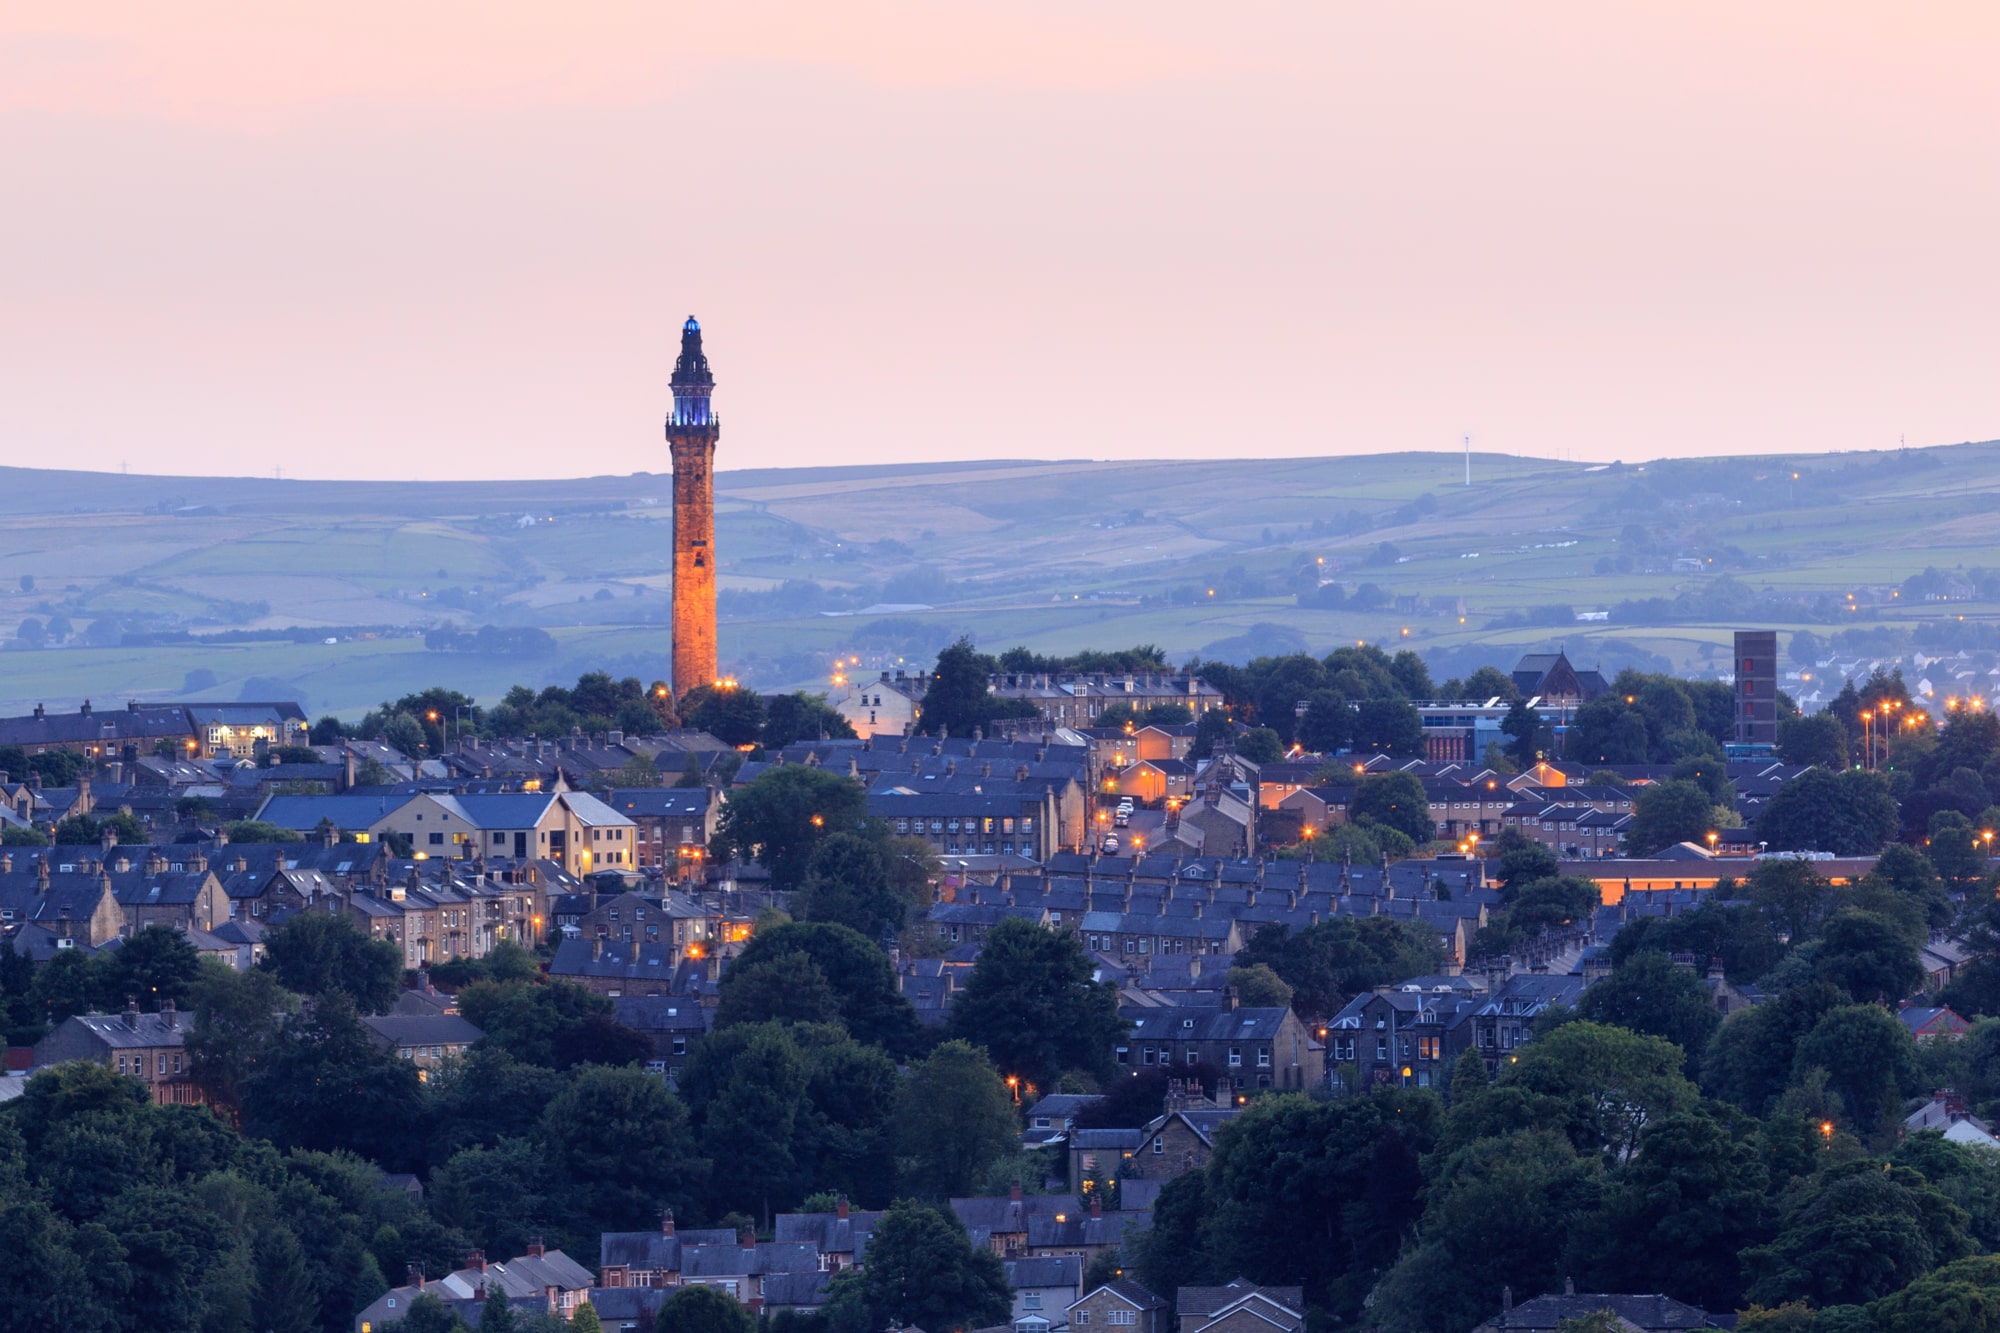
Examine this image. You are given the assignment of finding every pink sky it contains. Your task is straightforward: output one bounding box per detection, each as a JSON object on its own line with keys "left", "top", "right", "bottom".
{"left": 2, "top": 2, "right": 1996, "bottom": 480}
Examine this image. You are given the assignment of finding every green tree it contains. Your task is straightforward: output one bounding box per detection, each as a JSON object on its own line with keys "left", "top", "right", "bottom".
{"left": 92, "top": 924, "right": 203, "bottom": 1012}
{"left": 481, "top": 1288, "right": 519, "bottom": 1333}
{"left": 239, "top": 992, "right": 425, "bottom": 1166}
{"left": 1748, "top": 858, "right": 1840, "bottom": 943}
{"left": 455, "top": 979, "right": 638, "bottom": 1070}
{"left": 1492, "top": 829, "right": 1559, "bottom": 895}
{"left": 1572, "top": 1108, "right": 1771, "bottom": 1310}
{"left": 1625, "top": 780, "right": 1728, "bottom": 856}
{"left": 542, "top": 1066, "right": 706, "bottom": 1252}
{"left": 829, "top": 1199, "right": 1011, "bottom": 1333}
{"left": 1777, "top": 712, "right": 1850, "bottom": 768}
{"left": 657, "top": 1283, "right": 758, "bottom": 1333}
{"left": 683, "top": 684, "right": 768, "bottom": 747}
{"left": 1233, "top": 917, "right": 1442, "bottom": 1020}
{"left": 892, "top": 1040, "right": 1021, "bottom": 1200}
{"left": 260, "top": 912, "right": 402, "bottom": 1014}
{"left": 1221, "top": 963, "right": 1294, "bottom": 1009}
{"left": 1502, "top": 697, "right": 1548, "bottom": 768}
{"left": 1353, "top": 697, "right": 1426, "bottom": 757}
{"left": 763, "top": 692, "right": 858, "bottom": 749}
{"left": 723, "top": 922, "right": 920, "bottom": 1054}
{"left": 1349, "top": 772, "right": 1433, "bottom": 845}
{"left": 1500, "top": 1020, "right": 1699, "bottom": 1162}
{"left": 185, "top": 958, "right": 299, "bottom": 1109}
{"left": 1812, "top": 911, "right": 1924, "bottom": 1004}
{"left": 713, "top": 951, "right": 843, "bottom": 1030}
{"left": 223, "top": 819, "right": 305, "bottom": 843}
{"left": 1701, "top": 982, "right": 1845, "bottom": 1114}
{"left": 921, "top": 638, "right": 1037, "bottom": 738}
{"left": 948, "top": 918, "right": 1124, "bottom": 1090}
{"left": 53, "top": 812, "right": 146, "bottom": 845}
{"left": 688, "top": 1022, "right": 809, "bottom": 1222}
{"left": 572, "top": 1302, "right": 604, "bottom": 1333}
{"left": 1744, "top": 1161, "right": 1974, "bottom": 1307}
{"left": 1574, "top": 950, "right": 1720, "bottom": 1070}
{"left": 250, "top": 1224, "right": 321, "bottom": 1333}
{"left": 712, "top": 766, "right": 872, "bottom": 891}
{"left": 1757, "top": 767, "right": 1900, "bottom": 855}
{"left": 1792, "top": 1002, "right": 1919, "bottom": 1135}
{"left": 1370, "top": 1128, "right": 1602, "bottom": 1333}
{"left": 1869, "top": 1254, "right": 2000, "bottom": 1333}
{"left": 1200, "top": 1090, "right": 1442, "bottom": 1323}
{"left": 796, "top": 832, "right": 908, "bottom": 940}
{"left": 1235, "top": 728, "right": 1284, "bottom": 764}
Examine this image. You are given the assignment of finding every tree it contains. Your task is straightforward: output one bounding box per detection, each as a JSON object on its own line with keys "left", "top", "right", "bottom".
{"left": 53, "top": 812, "right": 146, "bottom": 845}
{"left": 1502, "top": 697, "right": 1548, "bottom": 768}
{"left": 1571, "top": 1108, "right": 1771, "bottom": 1310}
{"left": 1222, "top": 963, "right": 1294, "bottom": 1009}
{"left": 1233, "top": 917, "right": 1442, "bottom": 1020}
{"left": 921, "top": 638, "right": 1037, "bottom": 738}
{"left": 796, "top": 833, "right": 908, "bottom": 940}
{"left": 1701, "top": 982, "right": 1845, "bottom": 1114}
{"left": 250, "top": 1224, "right": 321, "bottom": 1333}
{"left": 572, "top": 1302, "right": 605, "bottom": 1333}
{"left": 1499, "top": 1020, "right": 1698, "bottom": 1162}
{"left": 683, "top": 684, "right": 767, "bottom": 747}
{"left": 1235, "top": 728, "right": 1284, "bottom": 764}
{"left": 948, "top": 918, "right": 1124, "bottom": 1090}
{"left": 542, "top": 1066, "right": 705, "bottom": 1251}
{"left": 657, "top": 1283, "right": 758, "bottom": 1333}
{"left": 1812, "top": 911, "right": 1924, "bottom": 1004}
{"left": 725, "top": 922, "right": 920, "bottom": 1054}
{"left": 829, "top": 1199, "right": 1010, "bottom": 1333}
{"left": 93, "top": 924, "right": 203, "bottom": 1012}
{"left": 1744, "top": 1161, "right": 1974, "bottom": 1308}
{"left": 1747, "top": 858, "right": 1839, "bottom": 943}
{"left": 1492, "top": 828, "right": 1560, "bottom": 892}
{"left": 763, "top": 692, "right": 858, "bottom": 748}
{"left": 713, "top": 951, "right": 843, "bottom": 1030}
{"left": 239, "top": 993, "right": 425, "bottom": 1166}
{"left": 260, "top": 912, "right": 402, "bottom": 1013}
{"left": 1370, "top": 1128, "right": 1602, "bottom": 1333}
{"left": 222, "top": 819, "right": 304, "bottom": 843}
{"left": 687, "top": 1023, "right": 809, "bottom": 1222}
{"left": 481, "top": 1288, "right": 519, "bottom": 1333}
{"left": 1777, "top": 712, "right": 1849, "bottom": 768}
{"left": 1349, "top": 772, "right": 1433, "bottom": 845}
{"left": 455, "top": 979, "right": 636, "bottom": 1070}
{"left": 1869, "top": 1254, "right": 2000, "bottom": 1333}
{"left": 1198, "top": 1090, "right": 1442, "bottom": 1323}
{"left": 1757, "top": 767, "right": 1900, "bottom": 855}
{"left": 1791, "top": 1002, "right": 1918, "bottom": 1134}
{"left": 1352, "top": 697, "right": 1425, "bottom": 757}
{"left": 892, "top": 1040, "right": 1021, "bottom": 1200}
{"left": 1574, "top": 950, "right": 1720, "bottom": 1070}
{"left": 1625, "top": 780, "right": 1727, "bottom": 856}
{"left": 712, "top": 766, "right": 871, "bottom": 891}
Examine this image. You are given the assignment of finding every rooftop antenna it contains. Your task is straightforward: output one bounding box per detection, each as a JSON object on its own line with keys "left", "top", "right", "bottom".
{"left": 1463, "top": 434, "right": 1471, "bottom": 486}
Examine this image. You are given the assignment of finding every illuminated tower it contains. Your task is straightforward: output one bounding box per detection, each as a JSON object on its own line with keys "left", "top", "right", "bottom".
{"left": 667, "top": 316, "right": 719, "bottom": 697}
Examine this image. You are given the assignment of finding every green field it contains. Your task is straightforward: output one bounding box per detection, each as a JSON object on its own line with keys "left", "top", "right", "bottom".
{"left": 4, "top": 441, "right": 1999, "bottom": 716}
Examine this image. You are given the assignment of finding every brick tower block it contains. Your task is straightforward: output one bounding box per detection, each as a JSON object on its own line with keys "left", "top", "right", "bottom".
{"left": 667, "top": 316, "right": 719, "bottom": 697}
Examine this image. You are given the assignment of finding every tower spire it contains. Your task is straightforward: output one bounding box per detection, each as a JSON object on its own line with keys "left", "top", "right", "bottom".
{"left": 667, "top": 316, "right": 720, "bottom": 697}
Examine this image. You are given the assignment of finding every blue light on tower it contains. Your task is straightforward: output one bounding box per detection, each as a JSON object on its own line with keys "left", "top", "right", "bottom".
{"left": 670, "top": 316, "right": 715, "bottom": 428}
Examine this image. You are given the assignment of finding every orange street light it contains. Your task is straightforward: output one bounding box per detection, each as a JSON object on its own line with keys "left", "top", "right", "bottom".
{"left": 1819, "top": 1120, "right": 1835, "bottom": 1142}
{"left": 810, "top": 814, "right": 824, "bottom": 828}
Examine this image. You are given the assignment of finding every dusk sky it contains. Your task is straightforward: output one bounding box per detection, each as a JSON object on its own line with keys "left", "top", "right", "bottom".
{"left": 3, "top": 3, "right": 1996, "bottom": 480}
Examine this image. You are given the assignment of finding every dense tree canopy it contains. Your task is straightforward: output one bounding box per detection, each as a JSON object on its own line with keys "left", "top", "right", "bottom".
{"left": 948, "top": 918, "right": 1124, "bottom": 1090}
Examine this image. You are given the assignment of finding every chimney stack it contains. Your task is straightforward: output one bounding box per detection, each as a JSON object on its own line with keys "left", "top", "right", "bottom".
{"left": 527, "top": 1237, "right": 545, "bottom": 1259}
{"left": 836, "top": 1195, "right": 849, "bottom": 1220}
{"left": 740, "top": 1227, "right": 756, "bottom": 1249}
{"left": 408, "top": 1264, "right": 425, "bottom": 1290}
{"left": 661, "top": 1209, "right": 676, "bottom": 1236}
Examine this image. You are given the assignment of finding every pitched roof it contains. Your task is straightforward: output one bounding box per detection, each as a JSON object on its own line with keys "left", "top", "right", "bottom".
{"left": 1483, "top": 1292, "right": 1713, "bottom": 1330}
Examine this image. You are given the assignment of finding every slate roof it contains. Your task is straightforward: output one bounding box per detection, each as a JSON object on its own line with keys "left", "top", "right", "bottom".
{"left": 360, "top": 1014, "right": 485, "bottom": 1048}
{"left": 1480, "top": 1292, "right": 1713, "bottom": 1330}
{"left": 1177, "top": 1281, "right": 1304, "bottom": 1320}
{"left": 1005, "top": 1255, "right": 1083, "bottom": 1289}
{"left": 254, "top": 793, "right": 417, "bottom": 831}
{"left": 49, "top": 1008, "right": 195, "bottom": 1050}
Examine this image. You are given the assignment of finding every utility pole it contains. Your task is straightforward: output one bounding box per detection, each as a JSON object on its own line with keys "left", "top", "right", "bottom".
{"left": 1463, "top": 434, "right": 1471, "bottom": 486}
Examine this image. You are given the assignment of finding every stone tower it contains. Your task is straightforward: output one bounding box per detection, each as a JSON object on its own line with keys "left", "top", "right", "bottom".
{"left": 666, "top": 316, "right": 719, "bottom": 697}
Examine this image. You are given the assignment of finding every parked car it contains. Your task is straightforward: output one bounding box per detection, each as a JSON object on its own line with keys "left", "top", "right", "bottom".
{"left": 1100, "top": 834, "right": 1120, "bottom": 854}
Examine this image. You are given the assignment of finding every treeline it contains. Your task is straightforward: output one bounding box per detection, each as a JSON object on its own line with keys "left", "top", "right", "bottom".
{"left": 422, "top": 625, "right": 559, "bottom": 658}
